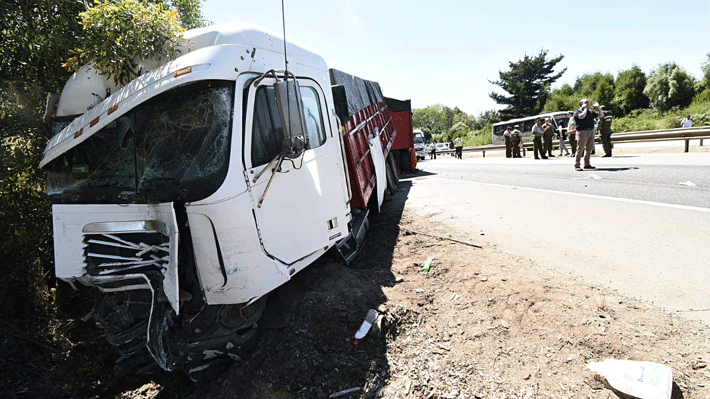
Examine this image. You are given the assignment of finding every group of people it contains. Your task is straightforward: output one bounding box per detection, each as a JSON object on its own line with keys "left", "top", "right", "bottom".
{"left": 502, "top": 98, "right": 614, "bottom": 171}
{"left": 426, "top": 136, "right": 465, "bottom": 160}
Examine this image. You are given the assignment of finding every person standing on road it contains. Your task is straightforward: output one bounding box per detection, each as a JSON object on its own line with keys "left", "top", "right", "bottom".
{"left": 558, "top": 121, "right": 571, "bottom": 156}
{"left": 454, "top": 136, "right": 464, "bottom": 159}
{"left": 573, "top": 98, "right": 604, "bottom": 171}
{"left": 429, "top": 141, "right": 437, "bottom": 159}
{"left": 542, "top": 118, "right": 555, "bottom": 157}
{"left": 532, "top": 118, "right": 547, "bottom": 159}
{"left": 503, "top": 127, "right": 512, "bottom": 158}
{"left": 567, "top": 111, "right": 577, "bottom": 157}
{"left": 681, "top": 115, "right": 694, "bottom": 128}
{"left": 511, "top": 125, "right": 523, "bottom": 158}
{"left": 598, "top": 108, "right": 613, "bottom": 157}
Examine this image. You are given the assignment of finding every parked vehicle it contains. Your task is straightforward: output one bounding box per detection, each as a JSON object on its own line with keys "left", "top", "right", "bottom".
{"left": 413, "top": 129, "right": 426, "bottom": 160}
{"left": 491, "top": 112, "right": 569, "bottom": 145}
{"left": 40, "top": 22, "right": 412, "bottom": 377}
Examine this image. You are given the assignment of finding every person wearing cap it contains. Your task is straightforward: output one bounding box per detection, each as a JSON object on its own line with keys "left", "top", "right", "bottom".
{"left": 567, "top": 111, "right": 577, "bottom": 157}
{"left": 511, "top": 125, "right": 522, "bottom": 158}
{"left": 573, "top": 98, "right": 604, "bottom": 171}
{"left": 503, "top": 127, "right": 513, "bottom": 158}
{"left": 532, "top": 118, "right": 547, "bottom": 159}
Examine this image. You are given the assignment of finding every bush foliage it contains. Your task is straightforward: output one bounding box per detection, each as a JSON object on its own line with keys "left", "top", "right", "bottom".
{"left": 63, "top": 0, "right": 187, "bottom": 86}
{"left": 0, "top": 0, "right": 207, "bottom": 332}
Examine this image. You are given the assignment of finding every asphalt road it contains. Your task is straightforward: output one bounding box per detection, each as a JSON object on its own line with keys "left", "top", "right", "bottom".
{"left": 403, "top": 146, "right": 710, "bottom": 325}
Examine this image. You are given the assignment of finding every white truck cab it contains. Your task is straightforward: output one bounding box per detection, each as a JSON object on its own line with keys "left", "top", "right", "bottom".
{"left": 41, "top": 23, "right": 353, "bottom": 376}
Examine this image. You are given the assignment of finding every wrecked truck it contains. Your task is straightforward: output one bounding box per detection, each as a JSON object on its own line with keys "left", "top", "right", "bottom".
{"left": 40, "top": 22, "right": 414, "bottom": 376}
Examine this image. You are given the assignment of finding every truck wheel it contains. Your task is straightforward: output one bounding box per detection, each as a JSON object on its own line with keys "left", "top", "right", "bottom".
{"left": 397, "top": 149, "right": 412, "bottom": 172}
{"left": 385, "top": 153, "right": 399, "bottom": 193}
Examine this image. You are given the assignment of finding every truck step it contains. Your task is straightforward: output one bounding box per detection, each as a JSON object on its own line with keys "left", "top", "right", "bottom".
{"left": 335, "top": 209, "right": 370, "bottom": 266}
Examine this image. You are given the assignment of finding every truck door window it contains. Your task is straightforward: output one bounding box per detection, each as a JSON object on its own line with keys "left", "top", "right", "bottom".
{"left": 251, "top": 84, "right": 327, "bottom": 168}
{"left": 300, "top": 86, "right": 326, "bottom": 147}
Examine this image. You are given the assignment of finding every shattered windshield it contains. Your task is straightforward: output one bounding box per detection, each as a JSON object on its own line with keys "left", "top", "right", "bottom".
{"left": 46, "top": 80, "right": 234, "bottom": 204}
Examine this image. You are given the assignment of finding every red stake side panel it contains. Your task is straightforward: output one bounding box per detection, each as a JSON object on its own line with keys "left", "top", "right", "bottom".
{"left": 342, "top": 101, "right": 396, "bottom": 209}
{"left": 389, "top": 109, "right": 416, "bottom": 171}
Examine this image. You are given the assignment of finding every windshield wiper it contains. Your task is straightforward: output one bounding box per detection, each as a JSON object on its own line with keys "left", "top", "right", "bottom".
{"left": 251, "top": 152, "right": 287, "bottom": 208}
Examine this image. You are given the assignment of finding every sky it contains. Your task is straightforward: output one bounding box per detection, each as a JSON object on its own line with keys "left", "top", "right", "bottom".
{"left": 201, "top": 0, "right": 710, "bottom": 116}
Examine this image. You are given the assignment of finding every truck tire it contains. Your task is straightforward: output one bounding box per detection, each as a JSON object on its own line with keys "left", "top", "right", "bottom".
{"left": 385, "top": 153, "right": 399, "bottom": 193}
{"left": 394, "top": 149, "right": 412, "bottom": 172}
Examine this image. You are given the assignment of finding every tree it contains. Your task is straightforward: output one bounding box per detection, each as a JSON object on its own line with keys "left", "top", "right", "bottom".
{"left": 643, "top": 63, "right": 696, "bottom": 112}
{"left": 696, "top": 53, "right": 710, "bottom": 95}
{"left": 489, "top": 50, "right": 566, "bottom": 119}
{"left": 542, "top": 83, "right": 577, "bottom": 113}
{"left": 574, "top": 72, "right": 615, "bottom": 110}
{"left": 64, "top": 0, "right": 188, "bottom": 85}
{"left": 473, "top": 110, "right": 500, "bottom": 130}
{"left": 170, "top": 0, "right": 209, "bottom": 29}
{"left": 0, "top": 0, "right": 207, "bottom": 325}
{"left": 614, "top": 65, "right": 649, "bottom": 115}
{"left": 413, "top": 104, "right": 455, "bottom": 140}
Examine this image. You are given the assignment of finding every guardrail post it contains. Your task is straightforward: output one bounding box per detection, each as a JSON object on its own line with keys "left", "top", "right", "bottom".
{"left": 685, "top": 139, "right": 689, "bottom": 152}
{"left": 701, "top": 139, "right": 704, "bottom": 146}
{"left": 482, "top": 150, "right": 485, "bottom": 158}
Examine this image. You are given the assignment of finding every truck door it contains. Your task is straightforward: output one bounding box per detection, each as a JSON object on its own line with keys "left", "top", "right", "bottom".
{"left": 244, "top": 77, "right": 349, "bottom": 265}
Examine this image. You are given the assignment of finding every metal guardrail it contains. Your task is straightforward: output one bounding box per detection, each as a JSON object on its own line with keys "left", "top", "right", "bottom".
{"left": 463, "top": 126, "right": 710, "bottom": 157}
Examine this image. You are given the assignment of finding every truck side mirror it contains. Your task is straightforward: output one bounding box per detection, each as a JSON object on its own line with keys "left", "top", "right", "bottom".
{"left": 274, "top": 79, "right": 307, "bottom": 156}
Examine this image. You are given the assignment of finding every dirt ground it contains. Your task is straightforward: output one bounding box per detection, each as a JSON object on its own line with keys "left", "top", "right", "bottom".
{"left": 4, "top": 163, "right": 710, "bottom": 399}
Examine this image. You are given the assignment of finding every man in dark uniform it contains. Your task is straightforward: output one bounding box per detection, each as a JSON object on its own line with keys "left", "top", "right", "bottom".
{"left": 503, "top": 126, "right": 513, "bottom": 158}
{"left": 598, "top": 108, "right": 613, "bottom": 157}
{"left": 542, "top": 118, "right": 555, "bottom": 157}
{"left": 567, "top": 111, "right": 577, "bottom": 157}
{"left": 532, "top": 118, "right": 547, "bottom": 159}
{"left": 511, "top": 125, "right": 522, "bottom": 158}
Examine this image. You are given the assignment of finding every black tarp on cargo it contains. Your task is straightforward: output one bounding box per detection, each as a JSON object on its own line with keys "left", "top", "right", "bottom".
{"left": 329, "top": 69, "right": 384, "bottom": 118}
{"left": 385, "top": 97, "right": 411, "bottom": 113}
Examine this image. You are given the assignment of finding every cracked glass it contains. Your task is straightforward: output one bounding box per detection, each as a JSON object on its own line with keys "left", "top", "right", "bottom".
{"left": 46, "top": 80, "right": 234, "bottom": 204}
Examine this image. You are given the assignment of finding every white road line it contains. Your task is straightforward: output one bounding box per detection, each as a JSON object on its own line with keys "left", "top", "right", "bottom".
{"left": 434, "top": 176, "right": 710, "bottom": 213}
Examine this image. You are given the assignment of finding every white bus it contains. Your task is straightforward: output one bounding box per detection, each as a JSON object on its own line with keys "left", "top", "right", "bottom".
{"left": 492, "top": 112, "right": 570, "bottom": 145}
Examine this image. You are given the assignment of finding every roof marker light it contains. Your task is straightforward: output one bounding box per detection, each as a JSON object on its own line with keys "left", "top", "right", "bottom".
{"left": 107, "top": 104, "right": 119, "bottom": 115}
{"left": 74, "top": 129, "right": 83, "bottom": 139}
{"left": 174, "top": 67, "right": 192, "bottom": 78}
{"left": 90, "top": 116, "right": 100, "bottom": 127}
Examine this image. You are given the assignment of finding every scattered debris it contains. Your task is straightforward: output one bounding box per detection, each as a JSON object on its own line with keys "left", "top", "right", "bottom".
{"left": 329, "top": 387, "right": 362, "bottom": 398}
{"left": 679, "top": 181, "right": 696, "bottom": 187}
{"left": 421, "top": 258, "right": 433, "bottom": 274}
{"left": 588, "top": 359, "right": 673, "bottom": 399}
{"left": 398, "top": 225, "right": 483, "bottom": 248}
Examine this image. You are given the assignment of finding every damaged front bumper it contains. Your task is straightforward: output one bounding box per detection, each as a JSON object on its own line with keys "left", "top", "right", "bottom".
{"left": 53, "top": 203, "right": 180, "bottom": 313}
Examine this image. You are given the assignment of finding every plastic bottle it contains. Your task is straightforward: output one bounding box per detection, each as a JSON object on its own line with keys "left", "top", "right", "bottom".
{"left": 353, "top": 309, "right": 378, "bottom": 346}
{"left": 587, "top": 359, "right": 673, "bottom": 399}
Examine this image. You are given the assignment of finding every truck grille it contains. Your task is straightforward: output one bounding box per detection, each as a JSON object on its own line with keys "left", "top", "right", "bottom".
{"left": 83, "top": 221, "right": 171, "bottom": 289}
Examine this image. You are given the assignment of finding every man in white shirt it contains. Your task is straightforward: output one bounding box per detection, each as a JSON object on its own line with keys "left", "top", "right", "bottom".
{"left": 681, "top": 115, "right": 694, "bottom": 128}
